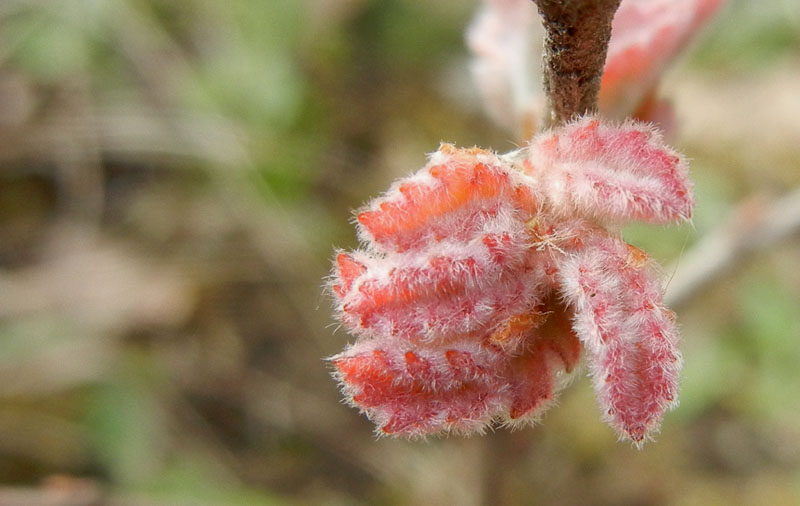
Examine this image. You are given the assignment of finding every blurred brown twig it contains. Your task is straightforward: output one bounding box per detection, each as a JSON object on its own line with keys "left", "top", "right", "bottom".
{"left": 667, "top": 187, "right": 800, "bottom": 308}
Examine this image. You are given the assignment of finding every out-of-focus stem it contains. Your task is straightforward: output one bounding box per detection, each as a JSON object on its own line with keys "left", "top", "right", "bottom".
{"left": 531, "top": 0, "right": 621, "bottom": 126}
{"left": 666, "top": 189, "right": 800, "bottom": 309}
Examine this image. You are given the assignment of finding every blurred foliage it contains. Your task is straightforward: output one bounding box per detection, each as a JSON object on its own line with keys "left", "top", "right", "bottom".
{"left": 0, "top": 0, "right": 800, "bottom": 505}
{"left": 690, "top": 0, "right": 800, "bottom": 71}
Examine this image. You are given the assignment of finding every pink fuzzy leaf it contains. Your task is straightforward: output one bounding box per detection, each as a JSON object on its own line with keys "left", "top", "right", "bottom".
{"left": 601, "top": 0, "right": 727, "bottom": 117}
{"left": 332, "top": 339, "right": 510, "bottom": 436}
{"left": 466, "top": 0, "right": 542, "bottom": 136}
{"left": 332, "top": 237, "right": 548, "bottom": 342}
{"left": 526, "top": 117, "right": 693, "bottom": 224}
{"left": 357, "top": 144, "right": 538, "bottom": 253}
{"left": 332, "top": 305, "right": 583, "bottom": 436}
{"left": 557, "top": 234, "right": 682, "bottom": 444}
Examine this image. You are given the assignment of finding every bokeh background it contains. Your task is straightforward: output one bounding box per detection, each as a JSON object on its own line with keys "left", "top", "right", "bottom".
{"left": 1, "top": 0, "right": 799, "bottom": 505}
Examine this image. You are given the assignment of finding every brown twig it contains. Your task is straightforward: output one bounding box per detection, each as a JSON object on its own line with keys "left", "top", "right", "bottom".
{"left": 531, "top": 0, "right": 621, "bottom": 125}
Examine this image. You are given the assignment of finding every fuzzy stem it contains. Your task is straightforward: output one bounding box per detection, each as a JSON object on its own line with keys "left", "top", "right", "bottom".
{"left": 531, "top": 0, "right": 621, "bottom": 126}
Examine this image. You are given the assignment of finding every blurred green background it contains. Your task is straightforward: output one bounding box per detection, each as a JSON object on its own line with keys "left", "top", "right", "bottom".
{"left": 0, "top": 0, "right": 799, "bottom": 504}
